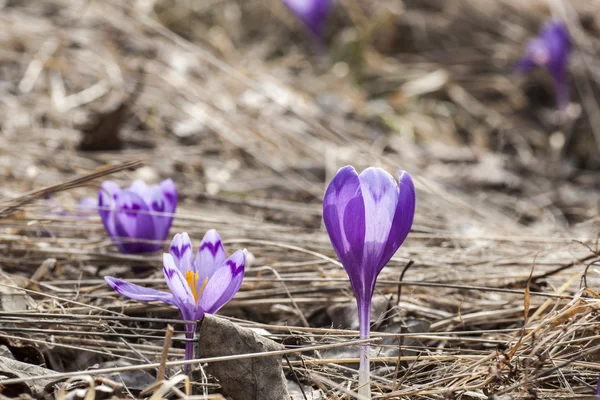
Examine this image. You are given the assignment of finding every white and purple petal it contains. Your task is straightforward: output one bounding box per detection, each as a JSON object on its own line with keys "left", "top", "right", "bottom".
{"left": 162, "top": 253, "right": 196, "bottom": 317}
{"left": 358, "top": 168, "right": 399, "bottom": 274}
{"left": 169, "top": 232, "right": 194, "bottom": 274}
{"left": 104, "top": 276, "right": 177, "bottom": 306}
{"left": 128, "top": 180, "right": 151, "bottom": 198}
{"left": 195, "top": 229, "right": 226, "bottom": 282}
{"left": 197, "top": 249, "right": 246, "bottom": 316}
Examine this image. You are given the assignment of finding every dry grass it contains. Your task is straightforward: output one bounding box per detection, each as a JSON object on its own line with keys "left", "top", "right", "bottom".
{"left": 0, "top": 0, "right": 600, "bottom": 398}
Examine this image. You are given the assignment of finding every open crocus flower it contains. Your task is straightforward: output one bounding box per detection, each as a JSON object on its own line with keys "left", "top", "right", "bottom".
{"left": 105, "top": 230, "right": 247, "bottom": 371}
{"left": 282, "top": 0, "right": 331, "bottom": 44}
{"left": 517, "top": 20, "right": 571, "bottom": 109}
{"left": 98, "top": 179, "right": 177, "bottom": 254}
{"left": 323, "top": 166, "right": 415, "bottom": 399}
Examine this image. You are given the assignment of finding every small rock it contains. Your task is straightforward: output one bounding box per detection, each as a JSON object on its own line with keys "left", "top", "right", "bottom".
{"left": 287, "top": 380, "right": 323, "bottom": 400}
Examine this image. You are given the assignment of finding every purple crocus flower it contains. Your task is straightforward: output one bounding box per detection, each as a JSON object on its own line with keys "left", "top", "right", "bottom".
{"left": 517, "top": 20, "right": 571, "bottom": 109}
{"left": 105, "top": 230, "right": 247, "bottom": 371}
{"left": 98, "top": 179, "right": 177, "bottom": 254}
{"left": 323, "top": 166, "right": 415, "bottom": 398}
{"left": 282, "top": 0, "right": 331, "bottom": 44}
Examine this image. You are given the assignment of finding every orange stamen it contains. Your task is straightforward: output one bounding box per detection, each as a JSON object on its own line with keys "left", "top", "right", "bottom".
{"left": 197, "top": 277, "right": 209, "bottom": 299}
{"left": 185, "top": 271, "right": 199, "bottom": 302}
{"left": 185, "top": 271, "right": 209, "bottom": 303}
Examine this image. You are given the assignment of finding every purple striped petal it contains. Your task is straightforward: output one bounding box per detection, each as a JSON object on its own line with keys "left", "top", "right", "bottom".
{"left": 98, "top": 181, "right": 122, "bottom": 243}
{"left": 379, "top": 171, "right": 416, "bottom": 269}
{"left": 323, "top": 166, "right": 366, "bottom": 280}
{"left": 104, "top": 276, "right": 176, "bottom": 306}
{"left": 162, "top": 253, "right": 196, "bottom": 319}
{"left": 195, "top": 229, "right": 226, "bottom": 282}
{"left": 358, "top": 168, "right": 399, "bottom": 275}
{"left": 197, "top": 249, "right": 246, "bottom": 315}
{"left": 169, "top": 232, "right": 194, "bottom": 274}
{"left": 113, "top": 190, "right": 158, "bottom": 253}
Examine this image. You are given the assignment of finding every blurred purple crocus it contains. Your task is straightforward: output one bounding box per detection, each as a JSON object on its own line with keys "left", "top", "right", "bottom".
{"left": 105, "top": 230, "right": 247, "bottom": 372}
{"left": 98, "top": 179, "right": 177, "bottom": 254}
{"left": 517, "top": 20, "right": 571, "bottom": 109}
{"left": 323, "top": 166, "right": 415, "bottom": 399}
{"left": 282, "top": 0, "right": 331, "bottom": 44}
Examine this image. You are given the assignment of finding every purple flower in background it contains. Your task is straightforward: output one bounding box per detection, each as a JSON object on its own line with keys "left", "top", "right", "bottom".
{"left": 517, "top": 20, "right": 571, "bottom": 109}
{"left": 323, "top": 166, "right": 415, "bottom": 399}
{"left": 98, "top": 179, "right": 177, "bottom": 254}
{"left": 282, "top": 0, "right": 331, "bottom": 42}
{"left": 105, "top": 230, "right": 247, "bottom": 372}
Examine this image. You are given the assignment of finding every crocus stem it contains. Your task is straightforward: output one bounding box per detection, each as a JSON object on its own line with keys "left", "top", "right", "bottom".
{"left": 357, "top": 298, "right": 371, "bottom": 399}
{"left": 184, "top": 324, "right": 194, "bottom": 374}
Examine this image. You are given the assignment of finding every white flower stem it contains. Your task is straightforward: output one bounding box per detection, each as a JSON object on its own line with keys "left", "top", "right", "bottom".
{"left": 358, "top": 299, "right": 371, "bottom": 399}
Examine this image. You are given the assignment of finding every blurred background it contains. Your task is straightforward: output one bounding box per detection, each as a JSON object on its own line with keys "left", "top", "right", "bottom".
{"left": 0, "top": 0, "right": 599, "bottom": 236}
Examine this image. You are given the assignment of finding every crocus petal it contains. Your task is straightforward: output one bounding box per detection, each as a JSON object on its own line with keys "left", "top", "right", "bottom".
{"left": 98, "top": 181, "right": 122, "bottom": 242}
{"left": 104, "top": 276, "right": 176, "bottom": 306}
{"left": 379, "top": 171, "right": 416, "bottom": 268}
{"left": 169, "top": 232, "right": 194, "bottom": 274}
{"left": 283, "top": 0, "right": 331, "bottom": 38}
{"left": 128, "top": 179, "right": 177, "bottom": 242}
{"left": 147, "top": 179, "right": 177, "bottom": 242}
{"left": 197, "top": 249, "right": 246, "bottom": 316}
{"left": 128, "top": 180, "right": 151, "bottom": 198}
{"left": 323, "top": 166, "right": 366, "bottom": 277}
{"left": 112, "top": 190, "right": 158, "bottom": 253}
{"left": 358, "top": 168, "right": 400, "bottom": 275}
{"left": 160, "top": 179, "right": 178, "bottom": 215}
{"left": 195, "top": 229, "right": 226, "bottom": 282}
{"left": 162, "top": 253, "right": 196, "bottom": 317}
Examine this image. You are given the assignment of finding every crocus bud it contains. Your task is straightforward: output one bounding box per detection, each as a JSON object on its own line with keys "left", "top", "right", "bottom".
{"left": 323, "top": 166, "right": 415, "bottom": 398}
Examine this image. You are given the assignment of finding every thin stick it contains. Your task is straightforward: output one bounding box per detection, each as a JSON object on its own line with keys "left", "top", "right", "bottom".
{"left": 0, "top": 159, "right": 143, "bottom": 217}
{"left": 156, "top": 325, "right": 174, "bottom": 383}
